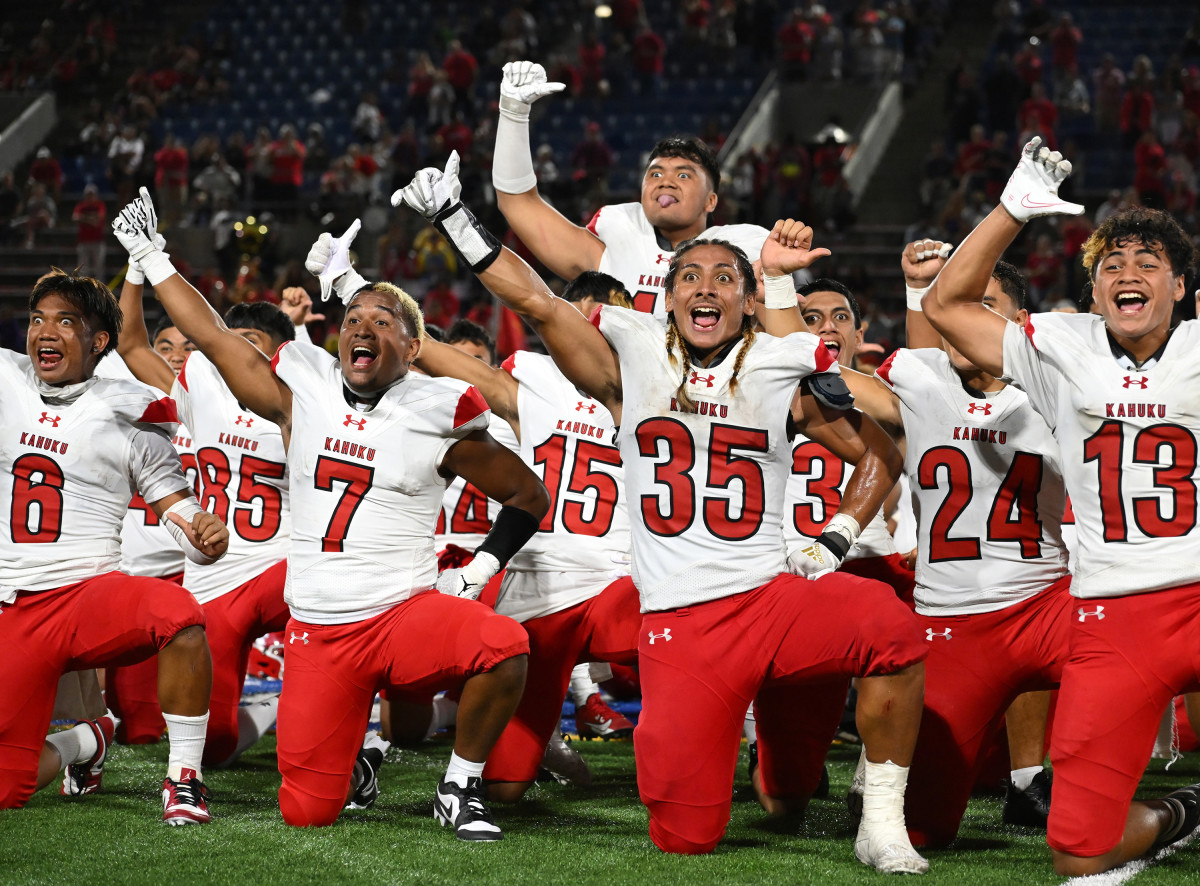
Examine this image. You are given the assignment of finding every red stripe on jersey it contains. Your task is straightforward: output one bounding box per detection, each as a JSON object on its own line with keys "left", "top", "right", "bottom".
{"left": 813, "top": 340, "right": 836, "bottom": 373}
{"left": 1023, "top": 317, "right": 1038, "bottom": 350}
{"left": 139, "top": 396, "right": 180, "bottom": 426}
{"left": 500, "top": 353, "right": 518, "bottom": 376}
{"left": 177, "top": 353, "right": 192, "bottom": 391}
{"left": 585, "top": 207, "right": 604, "bottom": 236}
{"left": 270, "top": 340, "right": 289, "bottom": 375}
{"left": 1063, "top": 495, "right": 1075, "bottom": 524}
{"left": 875, "top": 351, "right": 897, "bottom": 388}
{"left": 589, "top": 304, "right": 604, "bottom": 329}
{"left": 454, "top": 385, "right": 490, "bottom": 429}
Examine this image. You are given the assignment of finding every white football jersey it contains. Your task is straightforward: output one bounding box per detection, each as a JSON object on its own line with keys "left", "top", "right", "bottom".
{"left": 587, "top": 202, "right": 769, "bottom": 318}
{"left": 877, "top": 348, "right": 1068, "bottom": 615}
{"left": 0, "top": 351, "right": 189, "bottom": 602}
{"left": 1003, "top": 313, "right": 1200, "bottom": 598}
{"left": 434, "top": 414, "right": 519, "bottom": 557}
{"left": 271, "top": 341, "right": 490, "bottom": 624}
{"left": 172, "top": 352, "right": 290, "bottom": 603}
{"left": 783, "top": 434, "right": 897, "bottom": 563}
{"left": 596, "top": 306, "right": 837, "bottom": 611}
{"left": 496, "top": 351, "right": 631, "bottom": 622}
{"left": 119, "top": 427, "right": 196, "bottom": 578}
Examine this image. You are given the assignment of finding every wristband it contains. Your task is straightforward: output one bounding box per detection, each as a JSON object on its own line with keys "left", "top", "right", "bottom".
{"left": 162, "top": 496, "right": 221, "bottom": 565}
{"left": 763, "top": 274, "right": 797, "bottom": 310}
{"left": 493, "top": 104, "right": 538, "bottom": 194}
{"left": 461, "top": 551, "right": 501, "bottom": 588}
{"left": 139, "top": 250, "right": 178, "bottom": 288}
{"left": 475, "top": 505, "right": 541, "bottom": 568}
{"left": 819, "top": 513, "right": 861, "bottom": 560}
{"left": 905, "top": 282, "right": 930, "bottom": 312}
{"left": 434, "top": 202, "right": 502, "bottom": 273}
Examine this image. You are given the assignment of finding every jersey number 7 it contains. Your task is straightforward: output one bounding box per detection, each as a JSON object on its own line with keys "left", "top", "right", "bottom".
{"left": 315, "top": 456, "right": 374, "bottom": 552}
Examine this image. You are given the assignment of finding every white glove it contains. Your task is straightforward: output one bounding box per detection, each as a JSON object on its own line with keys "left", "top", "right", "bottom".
{"left": 304, "top": 218, "right": 367, "bottom": 304}
{"left": 499, "top": 61, "right": 566, "bottom": 121}
{"left": 1000, "top": 136, "right": 1084, "bottom": 223}
{"left": 435, "top": 551, "right": 501, "bottom": 601}
{"left": 786, "top": 513, "right": 860, "bottom": 581}
{"left": 787, "top": 540, "right": 845, "bottom": 580}
{"left": 126, "top": 232, "right": 168, "bottom": 286}
{"left": 112, "top": 190, "right": 176, "bottom": 286}
{"left": 391, "top": 151, "right": 463, "bottom": 218}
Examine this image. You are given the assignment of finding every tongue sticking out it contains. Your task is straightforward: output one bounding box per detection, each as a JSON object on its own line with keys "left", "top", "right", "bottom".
{"left": 657, "top": 194, "right": 677, "bottom": 208}
{"left": 38, "top": 351, "right": 62, "bottom": 368}
{"left": 693, "top": 312, "right": 719, "bottom": 330}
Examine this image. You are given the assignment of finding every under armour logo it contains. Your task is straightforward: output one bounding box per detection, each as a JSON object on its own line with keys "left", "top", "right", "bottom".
{"left": 689, "top": 371, "right": 715, "bottom": 387}
{"left": 576, "top": 401, "right": 597, "bottom": 413}
{"left": 38, "top": 412, "right": 61, "bottom": 426}
{"left": 1077, "top": 606, "right": 1105, "bottom": 622}
{"left": 1122, "top": 376, "right": 1149, "bottom": 389}
{"left": 648, "top": 628, "right": 672, "bottom": 645}
{"left": 343, "top": 415, "right": 367, "bottom": 430}
{"left": 926, "top": 628, "right": 952, "bottom": 640}
{"left": 235, "top": 415, "right": 254, "bottom": 427}
{"left": 966, "top": 402, "right": 992, "bottom": 415}
{"left": 655, "top": 253, "right": 671, "bottom": 265}
{"left": 289, "top": 631, "right": 310, "bottom": 645}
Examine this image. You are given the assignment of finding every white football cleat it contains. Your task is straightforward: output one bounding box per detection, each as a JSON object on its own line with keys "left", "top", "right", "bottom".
{"left": 855, "top": 820, "right": 929, "bottom": 875}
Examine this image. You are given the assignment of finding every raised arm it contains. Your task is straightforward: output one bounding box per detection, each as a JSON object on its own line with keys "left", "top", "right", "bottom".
{"left": 414, "top": 336, "right": 521, "bottom": 435}
{"left": 116, "top": 272, "right": 175, "bottom": 394}
{"left": 111, "top": 189, "right": 293, "bottom": 430}
{"left": 492, "top": 61, "right": 604, "bottom": 280}
{"left": 901, "top": 238, "right": 952, "bottom": 350}
{"left": 923, "top": 138, "right": 1083, "bottom": 376}
{"left": 840, "top": 366, "right": 905, "bottom": 441}
{"left": 393, "top": 154, "right": 622, "bottom": 416}
{"left": 755, "top": 218, "right": 830, "bottom": 337}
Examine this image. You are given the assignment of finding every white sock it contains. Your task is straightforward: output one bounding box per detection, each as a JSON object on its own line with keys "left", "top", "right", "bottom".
{"left": 164, "top": 711, "right": 209, "bottom": 781}
{"left": 1010, "top": 765, "right": 1042, "bottom": 791}
{"left": 425, "top": 695, "right": 458, "bottom": 740}
{"left": 569, "top": 663, "right": 600, "bottom": 708}
{"left": 46, "top": 721, "right": 99, "bottom": 768}
{"left": 861, "top": 759, "right": 910, "bottom": 829}
{"left": 743, "top": 706, "right": 757, "bottom": 744}
{"left": 445, "top": 751, "right": 485, "bottom": 788}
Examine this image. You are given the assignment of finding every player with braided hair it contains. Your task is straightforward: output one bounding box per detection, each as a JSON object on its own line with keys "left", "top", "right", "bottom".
{"left": 388, "top": 155, "right": 929, "bottom": 873}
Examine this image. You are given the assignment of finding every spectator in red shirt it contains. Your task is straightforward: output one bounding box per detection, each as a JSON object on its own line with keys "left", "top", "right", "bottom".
{"left": 579, "top": 31, "right": 607, "bottom": 98}
{"left": 1133, "top": 129, "right": 1168, "bottom": 208}
{"left": 1093, "top": 53, "right": 1126, "bottom": 133}
{"left": 72, "top": 184, "right": 107, "bottom": 277}
{"left": 955, "top": 124, "right": 991, "bottom": 191}
{"left": 154, "top": 133, "right": 189, "bottom": 226}
{"left": 268, "top": 124, "right": 306, "bottom": 204}
{"left": 632, "top": 19, "right": 666, "bottom": 96}
{"left": 1121, "top": 81, "right": 1156, "bottom": 148}
{"left": 547, "top": 53, "right": 584, "bottom": 99}
{"left": 1049, "top": 13, "right": 1082, "bottom": 81}
{"left": 421, "top": 271, "right": 461, "bottom": 329}
{"left": 407, "top": 52, "right": 436, "bottom": 124}
{"left": 1013, "top": 38, "right": 1044, "bottom": 97}
{"left": 29, "top": 147, "right": 63, "bottom": 201}
{"left": 611, "top": 0, "right": 643, "bottom": 39}
{"left": 1025, "top": 233, "right": 1063, "bottom": 306}
{"left": 442, "top": 39, "right": 478, "bottom": 118}
{"left": 778, "top": 9, "right": 814, "bottom": 81}
{"left": 436, "top": 112, "right": 474, "bottom": 158}
{"left": 570, "top": 121, "right": 615, "bottom": 189}
{"left": 1018, "top": 82, "right": 1058, "bottom": 147}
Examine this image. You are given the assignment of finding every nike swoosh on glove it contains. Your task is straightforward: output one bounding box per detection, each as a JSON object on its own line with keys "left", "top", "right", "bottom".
{"left": 1001, "top": 136, "right": 1084, "bottom": 223}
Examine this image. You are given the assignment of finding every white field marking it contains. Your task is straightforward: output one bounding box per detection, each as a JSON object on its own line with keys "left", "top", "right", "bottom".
{"left": 1061, "top": 829, "right": 1198, "bottom": 886}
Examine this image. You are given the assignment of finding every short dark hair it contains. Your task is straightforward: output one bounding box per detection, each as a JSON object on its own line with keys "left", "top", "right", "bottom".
{"left": 647, "top": 135, "right": 721, "bottom": 193}
{"left": 151, "top": 314, "right": 181, "bottom": 343}
{"left": 29, "top": 271, "right": 121, "bottom": 359}
{"left": 990, "top": 260, "right": 1029, "bottom": 312}
{"left": 424, "top": 322, "right": 445, "bottom": 342}
{"left": 664, "top": 238, "right": 756, "bottom": 300}
{"left": 222, "top": 301, "right": 296, "bottom": 349}
{"left": 1082, "top": 207, "right": 1196, "bottom": 280}
{"left": 562, "top": 270, "right": 629, "bottom": 305}
{"left": 798, "top": 278, "right": 861, "bottom": 328}
{"left": 446, "top": 318, "right": 495, "bottom": 363}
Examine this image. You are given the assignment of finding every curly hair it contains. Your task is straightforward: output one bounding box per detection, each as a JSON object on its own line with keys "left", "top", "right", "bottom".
{"left": 1081, "top": 207, "right": 1195, "bottom": 280}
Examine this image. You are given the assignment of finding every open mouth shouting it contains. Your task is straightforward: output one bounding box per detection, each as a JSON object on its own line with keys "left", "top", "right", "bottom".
{"left": 1114, "top": 290, "right": 1148, "bottom": 314}
{"left": 350, "top": 344, "right": 378, "bottom": 368}
{"left": 690, "top": 304, "right": 721, "bottom": 332}
{"left": 37, "top": 346, "right": 64, "bottom": 370}
{"left": 820, "top": 337, "right": 842, "bottom": 360}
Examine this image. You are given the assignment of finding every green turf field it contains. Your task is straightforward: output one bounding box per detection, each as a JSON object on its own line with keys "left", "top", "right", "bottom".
{"left": 3, "top": 738, "right": 1198, "bottom": 885}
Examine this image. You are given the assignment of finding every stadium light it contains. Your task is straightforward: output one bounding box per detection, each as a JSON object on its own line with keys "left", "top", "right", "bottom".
{"left": 595, "top": 4, "right": 612, "bottom": 17}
